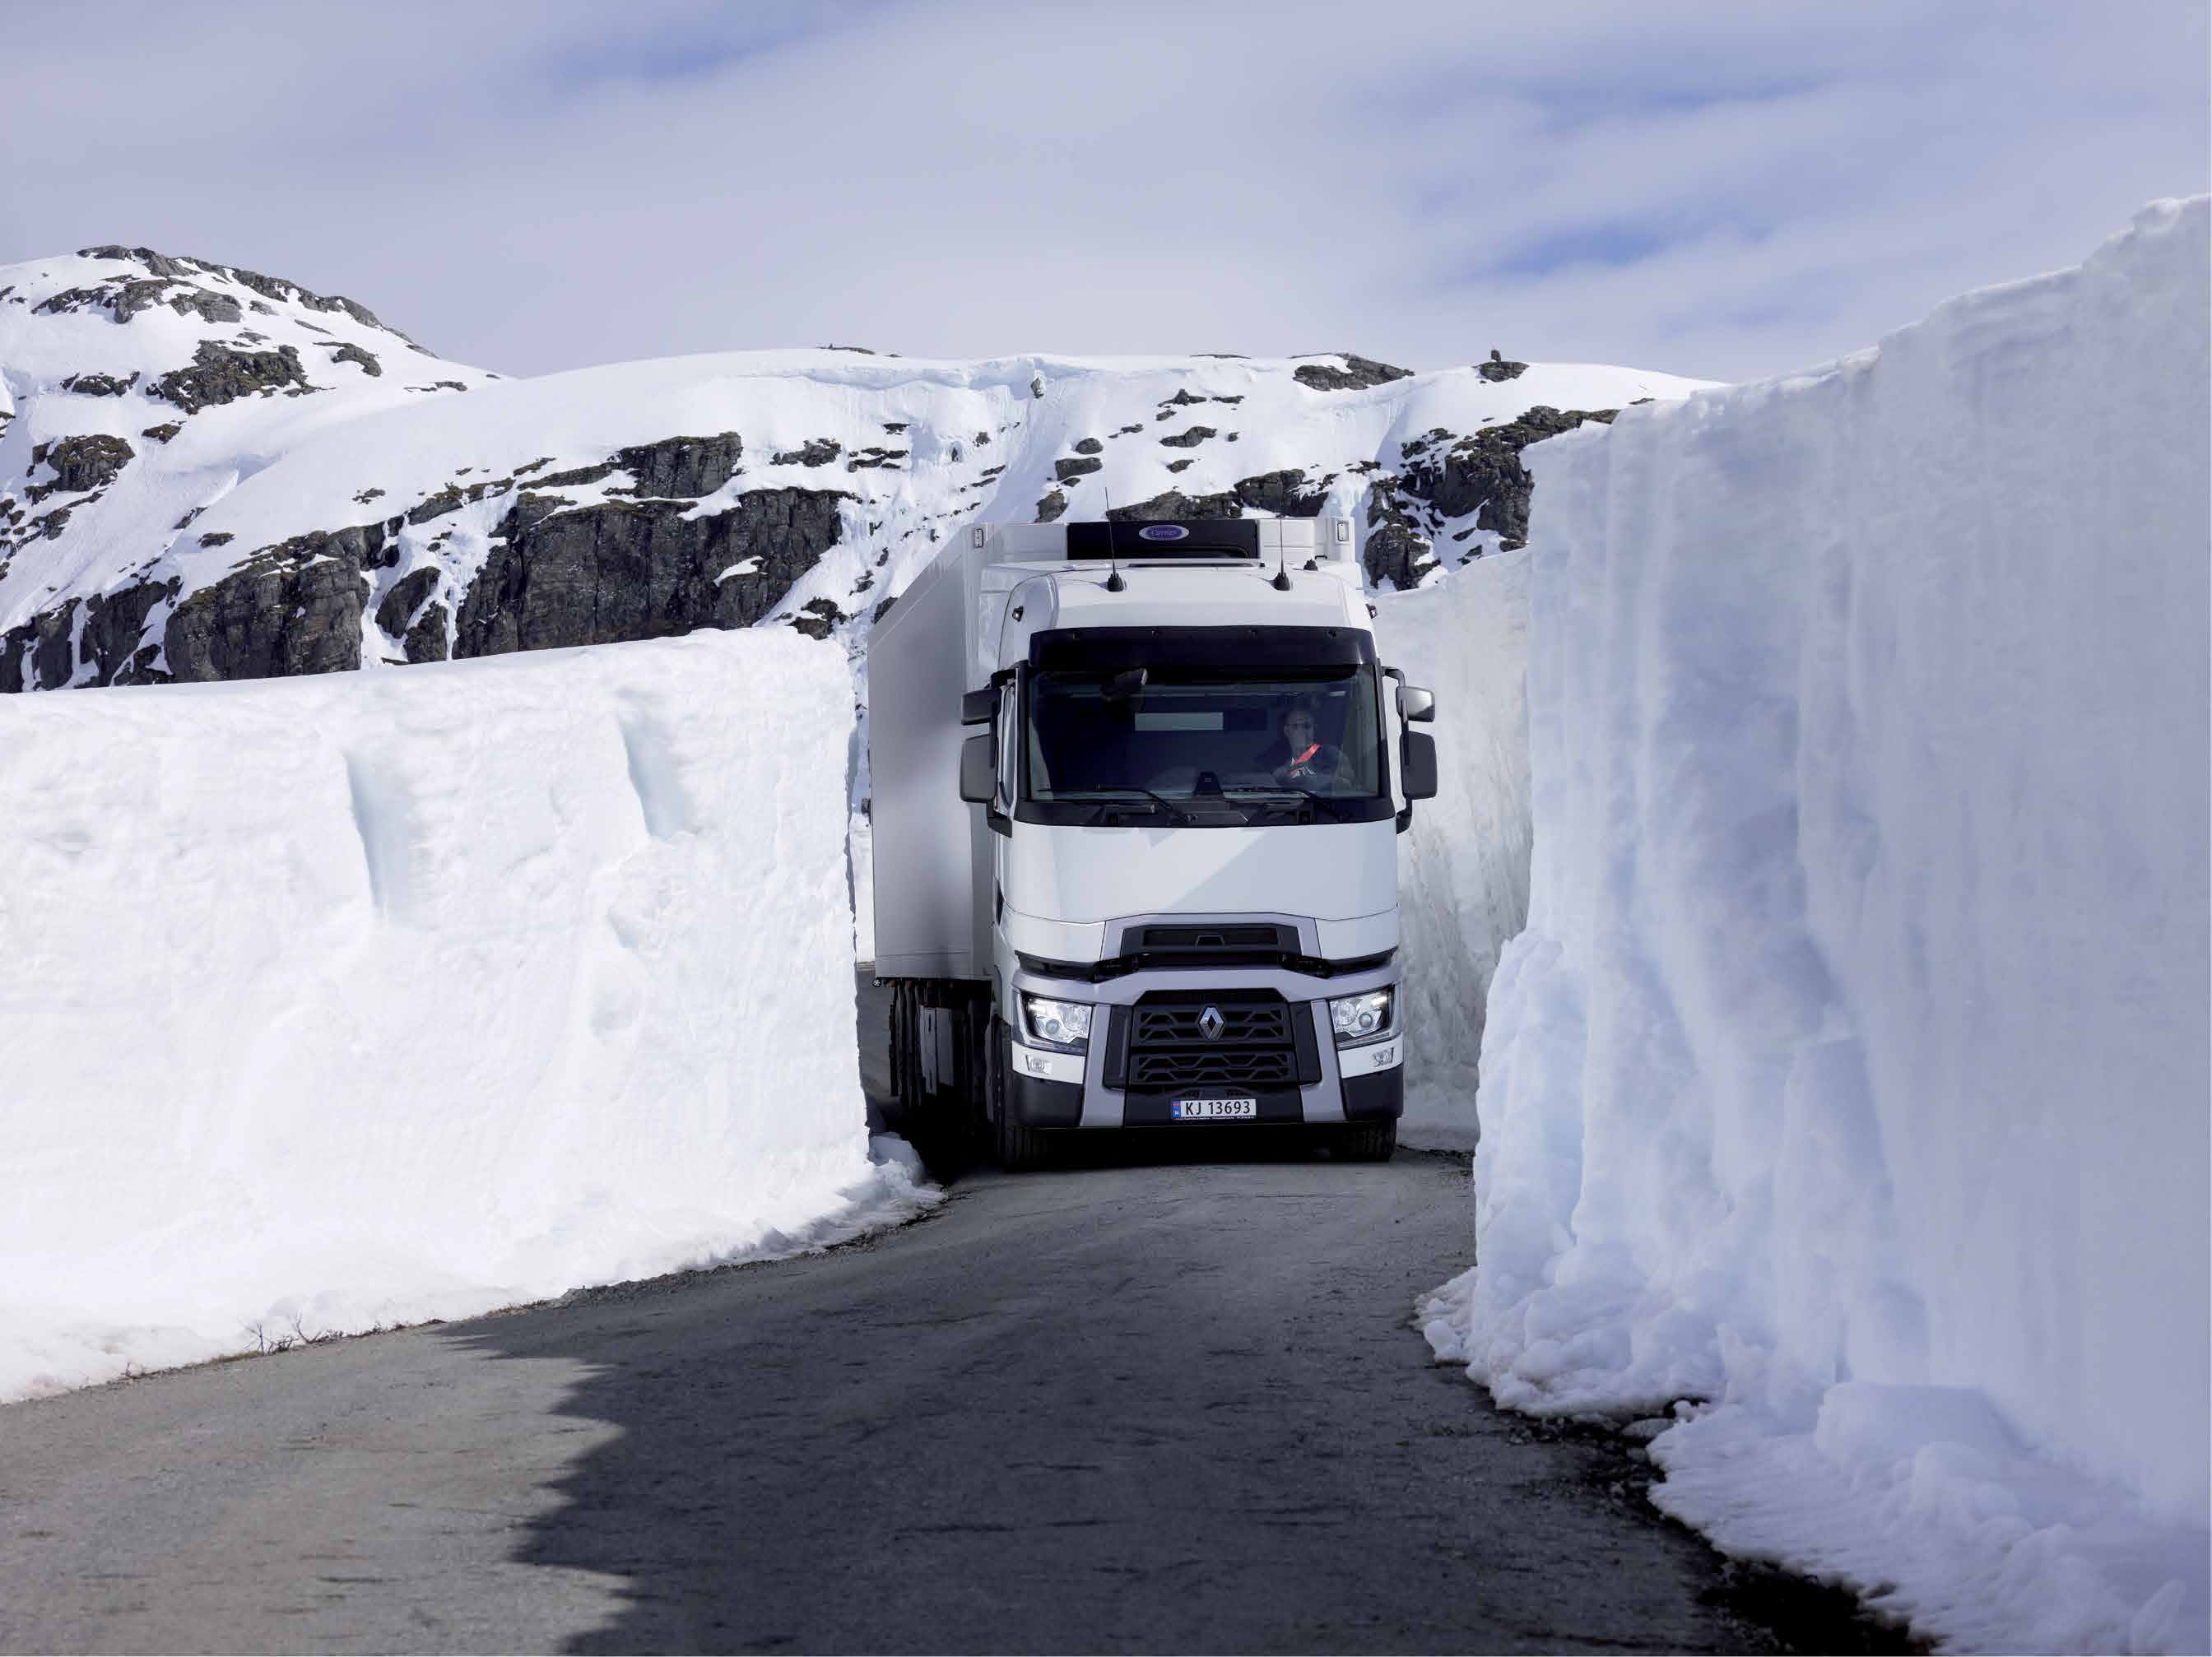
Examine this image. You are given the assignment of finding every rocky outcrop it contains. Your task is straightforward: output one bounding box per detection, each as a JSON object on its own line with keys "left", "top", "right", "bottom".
{"left": 1293, "top": 354, "right": 1413, "bottom": 392}
{"left": 59, "top": 371, "right": 139, "bottom": 397}
{"left": 1477, "top": 349, "right": 1527, "bottom": 383}
{"left": 452, "top": 485, "right": 848, "bottom": 657}
{"left": 69, "top": 248, "right": 401, "bottom": 341}
{"left": 1233, "top": 468, "right": 1329, "bottom": 517}
{"left": 771, "top": 438, "right": 842, "bottom": 467}
{"left": 150, "top": 341, "right": 312, "bottom": 413}
{"left": 1396, "top": 406, "right": 1616, "bottom": 550}
{"left": 1361, "top": 479, "right": 1434, "bottom": 589}
{"left": 82, "top": 578, "right": 179, "bottom": 684}
{"left": 1, "top": 601, "right": 77, "bottom": 692}
{"left": 1053, "top": 456, "right": 1102, "bottom": 484}
{"left": 373, "top": 567, "right": 440, "bottom": 639}
{"left": 1159, "top": 425, "right": 1216, "bottom": 448}
{"left": 166, "top": 524, "right": 396, "bottom": 683}
{"left": 1106, "top": 489, "right": 1242, "bottom": 521}
{"left": 617, "top": 432, "right": 742, "bottom": 497}
{"left": 329, "top": 342, "right": 382, "bottom": 378}
{"left": 26, "top": 434, "right": 133, "bottom": 502}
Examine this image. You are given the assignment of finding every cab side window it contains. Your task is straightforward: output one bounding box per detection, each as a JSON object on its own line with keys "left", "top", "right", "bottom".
{"left": 995, "top": 680, "right": 1018, "bottom": 812}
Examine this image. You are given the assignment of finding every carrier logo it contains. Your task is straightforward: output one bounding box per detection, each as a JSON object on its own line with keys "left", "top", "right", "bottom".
{"left": 1198, "top": 1006, "right": 1225, "bottom": 1040}
{"left": 1136, "top": 524, "right": 1190, "bottom": 542}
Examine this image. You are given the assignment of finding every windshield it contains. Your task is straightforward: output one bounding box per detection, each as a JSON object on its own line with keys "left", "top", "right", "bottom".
{"left": 1026, "top": 666, "right": 1383, "bottom": 807}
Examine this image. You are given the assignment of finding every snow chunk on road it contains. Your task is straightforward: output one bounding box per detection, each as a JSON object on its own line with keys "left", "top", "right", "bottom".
{"left": 1424, "top": 197, "right": 2210, "bottom": 1653}
{"left": 0, "top": 629, "right": 932, "bottom": 1400}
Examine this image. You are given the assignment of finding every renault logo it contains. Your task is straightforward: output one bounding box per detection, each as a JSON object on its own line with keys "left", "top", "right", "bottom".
{"left": 1198, "top": 1006, "right": 1225, "bottom": 1041}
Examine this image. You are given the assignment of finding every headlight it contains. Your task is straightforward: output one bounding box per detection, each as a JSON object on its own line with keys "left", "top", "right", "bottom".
{"left": 1021, "top": 994, "right": 1093, "bottom": 1051}
{"left": 1329, "top": 988, "right": 1393, "bottom": 1045}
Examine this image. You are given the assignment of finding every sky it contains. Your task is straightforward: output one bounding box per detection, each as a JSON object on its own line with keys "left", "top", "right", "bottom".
{"left": 2, "top": 0, "right": 2204, "bottom": 385}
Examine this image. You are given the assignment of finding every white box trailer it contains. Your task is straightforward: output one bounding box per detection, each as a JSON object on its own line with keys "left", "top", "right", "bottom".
{"left": 867, "top": 517, "right": 1437, "bottom": 1166}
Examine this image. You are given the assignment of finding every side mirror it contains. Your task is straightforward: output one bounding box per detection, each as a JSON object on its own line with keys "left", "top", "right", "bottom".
{"left": 961, "top": 688, "right": 997, "bottom": 725}
{"left": 1102, "top": 666, "right": 1147, "bottom": 703}
{"left": 958, "top": 733, "right": 997, "bottom": 803}
{"left": 1400, "top": 731, "right": 1438, "bottom": 801}
{"left": 1396, "top": 683, "right": 1436, "bottom": 723}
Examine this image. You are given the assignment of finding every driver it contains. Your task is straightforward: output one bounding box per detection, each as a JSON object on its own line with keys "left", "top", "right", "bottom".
{"left": 1256, "top": 699, "right": 1344, "bottom": 789}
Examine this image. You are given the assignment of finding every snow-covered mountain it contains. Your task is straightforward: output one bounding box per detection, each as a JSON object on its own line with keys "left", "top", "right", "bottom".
{"left": 0, "top": 246, "right": 1708, "bottom": 693}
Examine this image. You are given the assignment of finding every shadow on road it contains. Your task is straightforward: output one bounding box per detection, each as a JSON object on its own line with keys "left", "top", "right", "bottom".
{"left": 425, "top": 969, "right": 1923, "bottom": 1655}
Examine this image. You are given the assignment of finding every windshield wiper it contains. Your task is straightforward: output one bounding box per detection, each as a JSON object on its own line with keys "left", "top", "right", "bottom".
{"left": 1053, "top": 787, "right": 1195, "bottom": 825}
{"left": 1221, "top": 787, "right": 1367, "bottom": 822}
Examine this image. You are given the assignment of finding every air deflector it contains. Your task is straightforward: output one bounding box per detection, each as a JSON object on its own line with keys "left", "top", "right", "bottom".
{"left": 1064, "top": 520, "right": 1261, "bottom": 561}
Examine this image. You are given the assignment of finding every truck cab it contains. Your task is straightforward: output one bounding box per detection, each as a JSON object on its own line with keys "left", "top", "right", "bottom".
{"left": 869, "top": 518, "right": 1438, "bottom": 1166}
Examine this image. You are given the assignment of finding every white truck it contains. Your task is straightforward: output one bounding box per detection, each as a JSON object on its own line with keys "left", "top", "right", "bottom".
{"left": 867, "top": 517, "right": 1438, "bottom": 1167}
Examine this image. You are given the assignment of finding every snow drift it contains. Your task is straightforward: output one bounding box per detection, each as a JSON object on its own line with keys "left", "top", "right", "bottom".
{"left": 1377, "top": 552, "right": 1533, "bottom": 1144}
{"left": 1422, "top": 197, "right": 2210, "bottom": 1653}
{"left": 0, "top": 629, "right": 923, "bottom": 1401}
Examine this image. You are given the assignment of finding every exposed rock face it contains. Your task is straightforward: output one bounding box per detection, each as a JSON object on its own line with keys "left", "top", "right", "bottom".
{"left": 1478, "top": 349, "right": 1528, "bottom": 383}
{"left": 81, "top": 578, "right": 179, "bottom": 685}
{"left": 26, "top": 434, "right": 133, "bottom": 502}
{"left": 1293, "top": 354, "right": 1414, "bottom": 392}
{"left": 166, "top": 524, "right": 396, "bottom": 683}
{"left": 771, "top": 438, "right": 842, "bottom": 467}
{"left": 1, "top": 601, "right": 77, "bottom": 692}
{"left": 1071, "top": 437, "right": 1104, "bottom": 456}
{"left": 329, "top": 342, "right": 382, "bottom": 377}
{"left": 1034, "top": 489, "right": 1068, "bottom": 522}
{"left": 1159, "top": 425, "right": 1216, "bottom": 448}
{"left": 1107, "top": 489, "right": 1242, "bottom": 521}
{"left": 1362, "top": 478, "right": 1434, "bottom": 589}
{"left": 403, "top": 603, "right": 450, "bottom": 663}
{"left": 374, "top": 567, "right": 440, "bottom": 640}
{"left": 453, "top": 485, "right": 848, "bottom": 657}
{"left": 66, "top": 248, "right": 401, "bottom": 340}
{"left": 151, "top": 341, "right": 311, "bottom": 413}
{"left": 60, "top": 371, "right": 139, "bottom": 397}
{"left": 1396, "top": 406, "right": 1616, "bottom": 549}
{"left": 617, "top": 431, "right": 742, "bottom": 497}
{"left": 788, "top": 597, "right": 846, "bottom": 640}
{"left": 1233, "top": 468, "right": 1329, "bottom": 517}
{"left": 1053, "top": 456, "right": 1102, "bottom": 484}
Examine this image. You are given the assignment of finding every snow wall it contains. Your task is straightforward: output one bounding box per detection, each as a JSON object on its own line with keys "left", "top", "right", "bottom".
{"left": 1377, "top": 553, "right": 1532, "bottom": 1145}
{"left": 1423, "top": 197, "right": 2211, "bottom": 1654}
{"left": 0, "top": 630, "right": 922, "bottom": 1401}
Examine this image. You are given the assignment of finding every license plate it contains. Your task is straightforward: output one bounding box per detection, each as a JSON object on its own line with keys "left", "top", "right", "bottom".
{"left": 1172, "top": 1098, "right": 1257, "bottom": 1121}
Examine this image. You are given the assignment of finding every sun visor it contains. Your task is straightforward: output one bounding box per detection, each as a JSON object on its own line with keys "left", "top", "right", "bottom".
{"left": 1029, "top": 625, "right": 1374, "bottom": 671}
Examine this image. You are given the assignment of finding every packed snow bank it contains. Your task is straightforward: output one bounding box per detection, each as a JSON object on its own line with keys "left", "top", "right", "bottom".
{"left": 0, "top": 630, "right": 931, "bottom": 1401}
{"left": 1422, "top": 197, "right": 2210, "bottom": 1654}
{"left": 1378, "top": 551, "right": 1533, "bottom": 1145}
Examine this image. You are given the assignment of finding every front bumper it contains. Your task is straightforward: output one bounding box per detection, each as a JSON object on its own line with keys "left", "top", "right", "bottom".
{"left": 1003, "top": 969, "right": 1404, "bottom": 1130}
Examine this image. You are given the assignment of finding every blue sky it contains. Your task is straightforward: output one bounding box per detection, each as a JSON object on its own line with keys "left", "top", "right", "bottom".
{"left": 2, "top": 0, "right": 2202, "bottom": 383}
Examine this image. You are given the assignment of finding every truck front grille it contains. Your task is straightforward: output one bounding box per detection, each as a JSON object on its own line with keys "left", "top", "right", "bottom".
{"left": 1132, "top": 1004, "right": 1290, "bottom": 1046}
{"left": 1122, "top": 992, "right": 1304, "bottom": 1093}
{"left": 1130, "top": 1048, "right": 1295, "bottom": 1088}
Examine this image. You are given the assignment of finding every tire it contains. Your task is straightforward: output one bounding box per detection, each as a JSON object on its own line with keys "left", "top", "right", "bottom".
{"left": 1336, "top": 1119, "right": 1397, "bottom": 1163}
{"left": 989, "top": 1016, "right": 1052, "bottom": 1172}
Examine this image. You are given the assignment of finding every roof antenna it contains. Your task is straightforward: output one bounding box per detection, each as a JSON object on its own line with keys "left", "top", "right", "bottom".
{"left": 1271, "top": 528, "right": 1293, "bottom": 591}
{"left": 1103, "top": 487, "right": 1126, "bottom": 592}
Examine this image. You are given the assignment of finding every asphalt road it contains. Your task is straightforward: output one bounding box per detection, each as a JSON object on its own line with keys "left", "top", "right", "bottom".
{"left": 0, "top": 978, "right": 1892, "bottom": 1655}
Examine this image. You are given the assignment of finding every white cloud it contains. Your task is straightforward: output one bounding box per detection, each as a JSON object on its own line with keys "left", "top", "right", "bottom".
{"left": 2, "top": 0, "right": 2202, "bottom": 383}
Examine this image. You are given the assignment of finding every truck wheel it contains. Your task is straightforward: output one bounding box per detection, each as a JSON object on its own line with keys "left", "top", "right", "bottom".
{"left": 1336, "top": 1120, "right": 1397, "bottom": 1163}
{"left": 990, "top": 1017, "right": 1051, "bottom": 1172}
